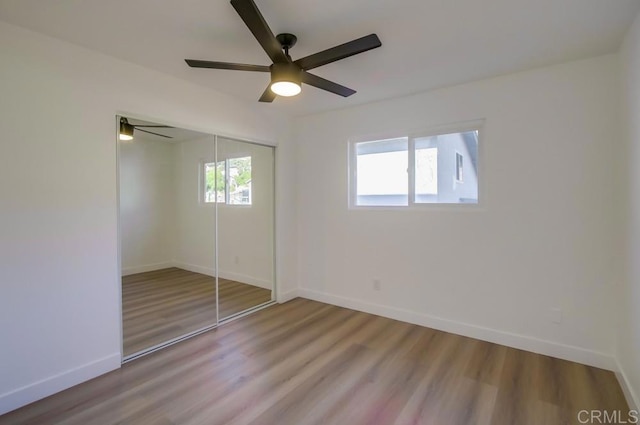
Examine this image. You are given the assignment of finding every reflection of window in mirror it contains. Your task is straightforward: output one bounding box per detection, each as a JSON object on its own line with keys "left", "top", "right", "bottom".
{"left": 204, "top": 156, "right": 252, "bottom": 205}
{"left": 204, "top": 161, "right": 225, "bottom": 203}
{"left": 228, "top": 156, "right": 252, "bottom": 205}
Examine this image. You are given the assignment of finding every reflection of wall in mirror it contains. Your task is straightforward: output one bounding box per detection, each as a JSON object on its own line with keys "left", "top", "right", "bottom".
{"left": 211, "top": 138, "right": 274, "bottom": 289}
{"left": 120, "top": 137, "right": 177, "bottom": 274}
{"left": 120, "top": 135, "right": 274, "bottom": 291}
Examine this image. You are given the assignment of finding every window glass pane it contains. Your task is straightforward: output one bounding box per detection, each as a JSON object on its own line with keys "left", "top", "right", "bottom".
{"left": 414, "top": 130, "right": 478, "bottom": 204}
{"left": 356, "top": 138, "right": 408, "bottom": 206}
{"left": 416, "top": 146, "right": 438, "bottom": 199}
{"left": 228, "top": 156, "right": 252, "bottom": 205}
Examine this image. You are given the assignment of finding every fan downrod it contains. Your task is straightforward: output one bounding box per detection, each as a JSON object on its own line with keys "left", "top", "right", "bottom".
{"left": 276, "top": 33, "right": 297, "bottom": 56}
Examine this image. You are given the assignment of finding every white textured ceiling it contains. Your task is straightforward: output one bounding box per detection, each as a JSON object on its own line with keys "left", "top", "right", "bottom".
{"left": 1, "top": 0, "right": 639, "bottom": 116}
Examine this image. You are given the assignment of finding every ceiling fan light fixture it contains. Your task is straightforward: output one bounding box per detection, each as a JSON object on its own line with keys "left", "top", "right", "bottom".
{"left": 185, "top": 0, "right": 382, "bottom": 102}
{"left": 119, "top": 119, "right": 134, "bottom": 141}
{"left": 270, "top": 81, "right": 301, "bottom": 97}
{"left": 269, "top": 62, "right": 302, "bottom": 97}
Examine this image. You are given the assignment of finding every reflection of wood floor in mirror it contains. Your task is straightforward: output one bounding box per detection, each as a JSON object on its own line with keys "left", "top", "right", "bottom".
{"left": 122, "top": 267, "right": 272, "bottom": 356}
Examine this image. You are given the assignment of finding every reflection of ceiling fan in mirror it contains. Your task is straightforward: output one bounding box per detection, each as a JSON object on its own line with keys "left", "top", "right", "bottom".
{"left": 119, "top": 117, "right": 174, "bottom": 140}
{"left": 184, "top": 0, "right": 382, "bottom": 102}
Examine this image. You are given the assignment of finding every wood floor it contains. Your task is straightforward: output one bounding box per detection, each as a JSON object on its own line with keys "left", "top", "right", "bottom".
{"left": 123, "top": 267, "right": 272, "bottom": 356}
{"left": 1, "top": 298, "right": 628, "bottom": 425}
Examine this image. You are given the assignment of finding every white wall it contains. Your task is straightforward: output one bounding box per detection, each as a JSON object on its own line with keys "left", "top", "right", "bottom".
{"left": 274, "top": 123, "right": 298, "bottom": 303}
{"left": 618, "top": 10, "right": 640, "bottom": 410}
{"left": 120, "top": 137, "right": 177, "bottom": 274}
{"left": 0, "top": 20, "right": 294, "bottom": 415}
{"left": 294, "top": 54, "right": 621, "bottom": 369}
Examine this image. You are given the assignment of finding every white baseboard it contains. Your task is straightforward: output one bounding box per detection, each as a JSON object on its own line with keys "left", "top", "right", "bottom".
{"left": 277, "top": 289, "right": 299, "bottom": 303}
{"left": 298, "top": 288, "right": 615, "bottom": 371}
{"left": 172, "top": 261, "right": 272, "bottom": 290}
{"left": 616, "top": 358, "right": 640, "bottom": 411}
{"left": 122, "top": 261, "right": 173, "bottom": 276}
{"left": 172, "top": 261, "right": 215, "bottom": 278}
{"left": 123, "top": 261, "right": 272, "bottom": 290}
{"left": 218, "top": 271, "right": 272, "bottom": 290}
{"left": 0, "top": 353, "right": 120, "bottom": 416}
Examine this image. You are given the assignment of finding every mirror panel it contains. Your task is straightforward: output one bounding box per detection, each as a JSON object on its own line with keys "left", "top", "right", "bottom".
{"left": 216, "top": 136, "right": 275, "bottom": 320}
{"left": 118, "top": 117, "right": 276, "bottom": 358}
{"left": 119, "top": 117, "right": 217, "bottom": 357}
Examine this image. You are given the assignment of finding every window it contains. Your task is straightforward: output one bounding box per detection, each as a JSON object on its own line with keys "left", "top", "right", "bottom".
{"left": 204, "top": 156, "right": 252, "bottom": 205}
{"left": 350, "top": 126, "right": 479, "bottom": 207}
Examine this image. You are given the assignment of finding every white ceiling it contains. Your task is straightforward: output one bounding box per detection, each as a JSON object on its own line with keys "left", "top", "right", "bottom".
{"left": 2, "top": 0, "right": 639, "bottom": 116}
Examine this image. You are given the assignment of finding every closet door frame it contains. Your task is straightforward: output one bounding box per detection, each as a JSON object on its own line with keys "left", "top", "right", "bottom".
{"left": 116, "top": 114, "right": 278, "bottom": 362}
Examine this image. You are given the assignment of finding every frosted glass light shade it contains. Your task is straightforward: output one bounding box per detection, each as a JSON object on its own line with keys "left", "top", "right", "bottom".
{"left": 270, "top": 81, "right": 301, "bottom": 97}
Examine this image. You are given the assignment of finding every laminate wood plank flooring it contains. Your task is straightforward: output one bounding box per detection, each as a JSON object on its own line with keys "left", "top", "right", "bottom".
{"left": 217, "top": 277, "right": 272, "bottom": 319}
{"left": 1, "top": 299, "right": 628, "bottom": 425}
{"left": 122, "top": 268, "right": 272, "bottom": 356}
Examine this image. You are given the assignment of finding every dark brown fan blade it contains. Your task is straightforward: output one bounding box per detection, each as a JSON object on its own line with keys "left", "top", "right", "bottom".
{"left": 259, "top": 85, "right": 276, "bottom": 102}
{"left": 136, "top": 128, "right": 173, "bottom": 139}
{"left": 185, "top": 59, "right": 270, "bottom": 72}
{"left": 294, "top": 34, "right": 381, "bottom": 71}
{"left": 132, "top": 125, "right": 174, "bottom": 128}
{"left": 230, "top": 0, "right": 288, "bottom": 64}
{"left": 301, "top": 72, "right": 356, "bottom": 97}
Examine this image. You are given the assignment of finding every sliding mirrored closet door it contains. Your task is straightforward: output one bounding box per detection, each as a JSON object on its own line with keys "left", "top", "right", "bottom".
{"left": 118, "top": 117, "right": 276, "bottom": 359}
{"left": 119, "top": 117, "right": 218, "bottom": 358}
{"left": 216, "top": 137, "right": 275, "bottom": 320}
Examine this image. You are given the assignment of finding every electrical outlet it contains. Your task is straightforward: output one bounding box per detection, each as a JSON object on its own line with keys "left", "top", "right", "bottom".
{"left": 372, "top": 279, "right": 381, "bottom": 291}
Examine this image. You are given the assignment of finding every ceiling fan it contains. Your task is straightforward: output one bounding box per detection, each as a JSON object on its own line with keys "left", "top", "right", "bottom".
{"left": 184, "top": 0, "right": 382, "bottom": 102}
{"left": 119, "top": 117, "right": 174, "bottom": 141}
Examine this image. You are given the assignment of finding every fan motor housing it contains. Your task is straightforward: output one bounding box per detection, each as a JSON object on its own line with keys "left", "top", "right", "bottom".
{"left": 270, "top": 62, "right": 302, "bottom": 84}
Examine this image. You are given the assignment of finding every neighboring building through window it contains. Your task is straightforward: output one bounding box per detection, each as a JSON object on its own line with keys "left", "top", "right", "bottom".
{"left": 351, "top": 126, "right": 479, "bottom": 207}
{"left": 455, "top": 152, "right": 464, "bottom": 183}
{"left": 204, "top": 156, "right": 252, "bottom": 205}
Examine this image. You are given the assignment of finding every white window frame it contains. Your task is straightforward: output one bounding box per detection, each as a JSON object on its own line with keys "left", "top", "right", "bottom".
{"left": 348, "top": 120, "right": 484, "bottom": 210}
